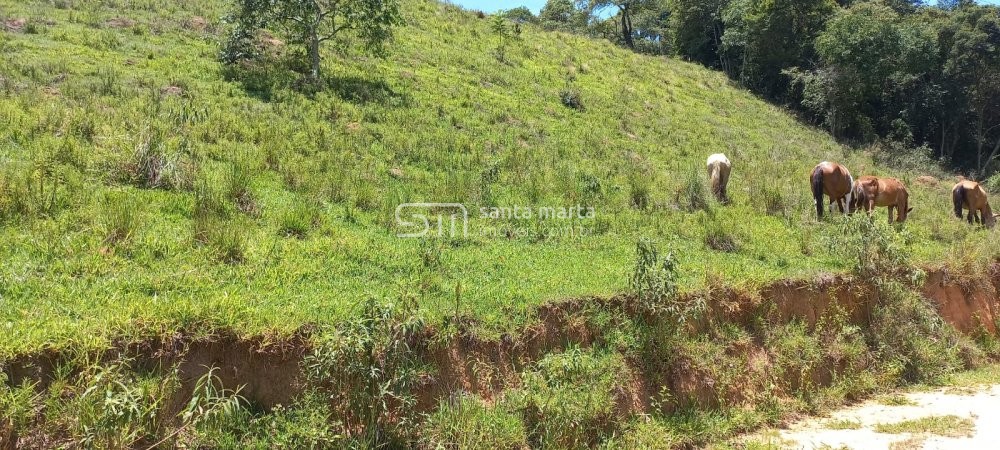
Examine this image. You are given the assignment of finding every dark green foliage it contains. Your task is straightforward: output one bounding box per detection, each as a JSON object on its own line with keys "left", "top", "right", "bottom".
{"left": 668, "top": 0, "right": 730, "bottom": 70}
{"left": 559, "top": 86, "right": 584, "bottom": 110}
{"left": 721, "top": 0, "right": 836, "bottom": 98}
{"left": 503, "top": 6, "right": 537, "bottom": 25}
{"left": 222, "top": 0, "right": 404, "bottom": 81}
{"left": 539, "top": 0, "right": 591, "bottom": 32}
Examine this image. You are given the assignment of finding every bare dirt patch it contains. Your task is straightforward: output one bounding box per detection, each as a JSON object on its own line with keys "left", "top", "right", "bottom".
{"left": 3, "top": 18, "right": 26, "bottom": 32}
{"left": 747, "top": 384, "right": 1000, "bottom": 449}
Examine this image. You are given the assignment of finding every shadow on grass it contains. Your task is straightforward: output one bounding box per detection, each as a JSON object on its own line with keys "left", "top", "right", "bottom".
{"left": 325, "top": 75, "right": 410, "bottom": 107}
{"left": 224, "top": 62, "right": 409, "bottom": 107}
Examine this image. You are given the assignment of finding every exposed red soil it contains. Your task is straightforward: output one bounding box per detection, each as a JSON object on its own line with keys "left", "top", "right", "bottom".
{"left": 3, "top": 267, "right": 999, "bottom": 426}
{"left": 104, "top": 17, "right": 135, "bottom": 29}
{"left": 3, "top": 18, "right": 26, "bottom": 32}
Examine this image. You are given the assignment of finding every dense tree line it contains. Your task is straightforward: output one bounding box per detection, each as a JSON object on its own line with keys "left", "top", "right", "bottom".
{"left": 526, "top": 0, "right": 1000, "bottom": 179}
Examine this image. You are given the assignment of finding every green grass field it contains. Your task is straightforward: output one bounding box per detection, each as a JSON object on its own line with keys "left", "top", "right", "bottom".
{"left": 1, "top": 0, "right": 998, "bottom": 359}
{"left": 4, "top": 1, "right": 1000, "bottom": 447}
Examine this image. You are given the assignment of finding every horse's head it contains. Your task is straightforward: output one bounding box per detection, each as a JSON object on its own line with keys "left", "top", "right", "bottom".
{"left": 987, "top": 213, "right": 999, "bottom": 229}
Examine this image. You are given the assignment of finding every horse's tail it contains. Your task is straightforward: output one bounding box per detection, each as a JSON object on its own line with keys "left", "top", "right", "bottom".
{"left": 953, "top": 184, "right": 966, "bottom": 219}
{"left": 811, "top": 166, "right": 824, "bottom": 218}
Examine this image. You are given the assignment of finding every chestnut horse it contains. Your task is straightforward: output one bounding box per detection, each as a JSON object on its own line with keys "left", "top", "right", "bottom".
{"left": 810, "top": 161, "right": 854, "bottom": 218}
{"left": 707, "top": 153, "right": 732, "bottom": 204}
{"left": 854, "top": 176, "right": 912, "bottom": 223}
{"left": 953, "top": 180, "right": 998, "bottom": 228}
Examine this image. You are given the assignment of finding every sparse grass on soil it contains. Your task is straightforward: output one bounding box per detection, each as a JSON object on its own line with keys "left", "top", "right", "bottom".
{"left": 874, "top": 414, "right": 976, "bottom": 437}
{"left": 824, "top": 418, "right": 862, "bottom": 430}
{"left": 878, "top": 394, "right": 918, "bottom": 406}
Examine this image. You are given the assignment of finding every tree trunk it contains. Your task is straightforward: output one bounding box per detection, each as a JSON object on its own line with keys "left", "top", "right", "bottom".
{"left": 308, "top": 31, "right": 321, "bottom": 82}
{"left": 621, "top": 7, "right": 634, "bottom": 49}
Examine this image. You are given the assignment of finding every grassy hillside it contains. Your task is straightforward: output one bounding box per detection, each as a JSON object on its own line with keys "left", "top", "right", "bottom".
{"left": 0, "top": 0, "right": 996, "bottom": 360}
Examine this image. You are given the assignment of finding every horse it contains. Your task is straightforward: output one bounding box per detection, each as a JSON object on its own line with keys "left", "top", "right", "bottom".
{"left": 854, "top": 176, "right": 912, "bottom": 223}
{"left": 849, "top": 175, "right": 878, "bottom": 214}
{"left": 810, "top": 161, "right": 854, "bottom": 218}
{"left": 952, "top": 180, "right": 998, "bottom": 228}
{"left": 706, "top": 153, "right": 732, "bottom": 204}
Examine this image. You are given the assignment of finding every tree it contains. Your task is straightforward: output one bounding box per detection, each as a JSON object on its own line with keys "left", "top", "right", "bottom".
{"left": 491, "top": 11, "right": 514, "bottom": 61}
{"left": 583, "top": 0, "right": 660, "bottom": 49}
{"left": 223, "top": 0, "right": 403, "bottom": 82}
{"left": 540, "top": 0, "right": 590, "bottom": 32}
{"left": 944, "top": 7, "right": 1000, "bottom": 175}
{"left": 721, "top": 0, "right": 837, "bottom": 98}
{"left": 504, "top": 6, "right": 538, "bottom": 24}
{"left": 667, "top": 0, "right": 730, "bottom": 70}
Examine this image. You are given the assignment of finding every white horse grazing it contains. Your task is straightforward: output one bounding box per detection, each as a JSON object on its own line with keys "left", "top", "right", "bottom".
{"left": 706, "top": 153, "right": 732, "bottom": 204}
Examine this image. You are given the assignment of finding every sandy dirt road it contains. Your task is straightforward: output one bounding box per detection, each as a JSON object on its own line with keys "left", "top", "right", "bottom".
{"left": 741, "top": 368, "right": 1000, "bottom": 449}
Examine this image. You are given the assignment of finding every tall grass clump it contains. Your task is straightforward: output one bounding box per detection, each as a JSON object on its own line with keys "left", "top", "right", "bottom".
{"left": 419, "top": 394, "right": 528, "bottom": 450}
{"left": 677, "top": 166, "right": 709, "bottom": 212}
{"left": 168, "top": 368, "right": 248, "bottom": 448}
{"left": 122, "top": 129, "right": 193, "bottom": 190}
{"left": 702, "top": 210, "right": 740, "bottom": 253}
{"left": 226, "top": 157, "right": 259, "bottom": 215}
{"left": 193, "top": 179, "right": 247, "bottom": 263}
{"left": 99, "top": 191, "right": 141, "bottom": 248}
{"left": 277, "top": 200, "right": 319, "bottom": 238}
{"left": 508, "top": 347, "right": 627, "bottom": 448}
{"left": 0, "top": 160, "right": 71, "bottom": 221}
{"left": 304, "top": 297, "right": 424, "bottom": 448}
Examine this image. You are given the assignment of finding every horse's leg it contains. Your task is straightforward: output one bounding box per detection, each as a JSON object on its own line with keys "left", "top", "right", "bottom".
{"left": 837, "top": 198, "right": 845, "bottom": 214}
{"left": 967, "top": 210, "right": 974, "bottom": 224}
{"left": 888, "top": 206, "right": 895, "bottom": 224}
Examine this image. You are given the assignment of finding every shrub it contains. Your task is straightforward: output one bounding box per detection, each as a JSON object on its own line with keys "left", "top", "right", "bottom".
{"left": 419, "top": 394, "right": 528, "bottom": 450}
{"left": 632, "top": 238, "right": 678, "bottom": 305}
{"left": 869, "top": 283, "right": 967, "bottom": 384}
{"left": 835, "top": 214, "right": 909, "bottom": 279}
{"left": 559, "top": 88, "right": 584, "bottom": 110}
{"left": 765, "top": 322, "right": 823, "bottom": 395}
{"left": 508, "top": 347, "right": 626, "bottom": 449}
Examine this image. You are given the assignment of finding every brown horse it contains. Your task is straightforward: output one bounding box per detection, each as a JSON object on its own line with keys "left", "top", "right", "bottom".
{"left": 854, "top": 176, "right": 912, "bottom": 223}
{"left": 849, "top": 175, "right": 878, "bottom": 214}
{"left": 953, "top": 180, "right": 998, "bottom": 228}
{"left": 810, "top": 161, "right": 854, "bottom": 218}
{"left": 707, "top": 153, "right": 732, "bottom": 204}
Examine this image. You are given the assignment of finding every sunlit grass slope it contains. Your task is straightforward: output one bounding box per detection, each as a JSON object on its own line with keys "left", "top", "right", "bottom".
{"left": 0, "top": 0, "right": 995, "bottom": 357}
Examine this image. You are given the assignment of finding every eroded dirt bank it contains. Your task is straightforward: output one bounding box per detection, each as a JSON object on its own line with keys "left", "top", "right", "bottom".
{"left": 3, "top": 266, "right": 999, "bottom": 424}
